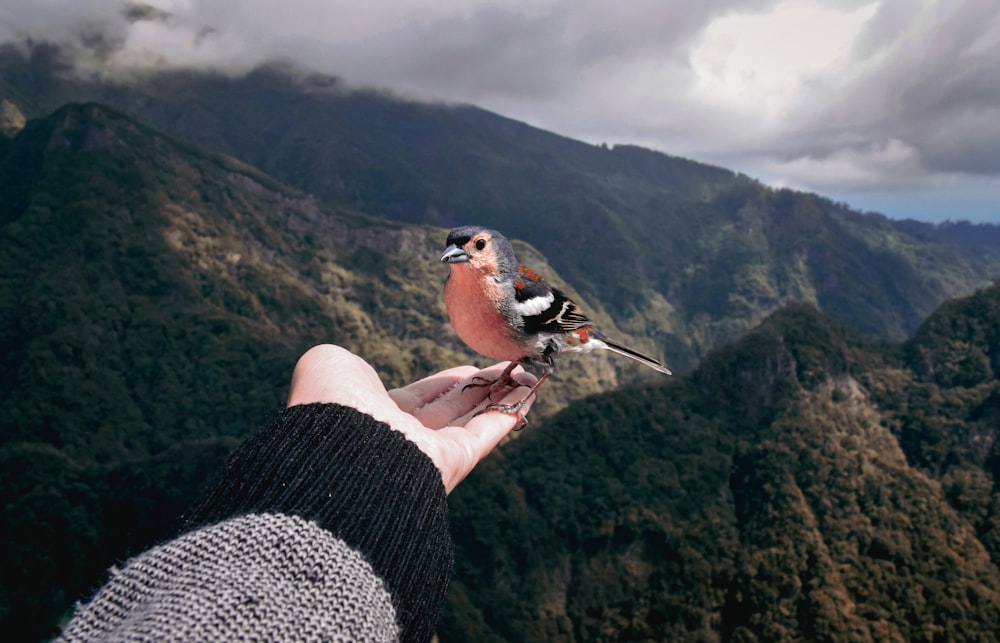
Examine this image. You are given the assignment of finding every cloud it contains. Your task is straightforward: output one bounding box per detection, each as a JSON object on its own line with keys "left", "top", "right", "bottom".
{"left": 762, "top": 138, "right": 925, "bottom": 191}
{"left": 1, "top": 0, "right": 997, "bottom": 222}
{"left": 688, "top": 2, "right": 878, "bottom": 126}
{"left": 776, "top": 2, "right": 1000, "bottom": 173}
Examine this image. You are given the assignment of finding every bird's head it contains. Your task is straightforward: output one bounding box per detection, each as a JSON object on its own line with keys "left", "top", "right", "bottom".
{"left": 441, "top": 226, "right": 516, "bottom": 277}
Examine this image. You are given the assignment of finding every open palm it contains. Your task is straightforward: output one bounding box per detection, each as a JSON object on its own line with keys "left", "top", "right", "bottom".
{"left": 286, "top": 344, "right": 536, "bottom": 493}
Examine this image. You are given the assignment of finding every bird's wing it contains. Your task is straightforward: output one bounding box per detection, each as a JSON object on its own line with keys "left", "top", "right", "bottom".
{"left": 513, "top": 263, "right": 591, "bottom": 334}
{"left": 528, "top": 289, "right": 591, "bottom": 334}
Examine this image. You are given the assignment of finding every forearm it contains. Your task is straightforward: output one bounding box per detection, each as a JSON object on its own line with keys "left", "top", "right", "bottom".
{"left": 59, "top": 403, "right": 454, "bottom": 642}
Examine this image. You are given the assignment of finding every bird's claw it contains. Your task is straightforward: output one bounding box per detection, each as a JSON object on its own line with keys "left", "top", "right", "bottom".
{"left": 474, "top": 400, "right": 529, "bottom": 431}
{"left": 462, "top": 371, "right": 525, "bottom": 401}
{"left": 461, "top": 374, "right": 497, "bottom": 394}
{"left": 465, "top": 361, "right": 545, "bottom": 431}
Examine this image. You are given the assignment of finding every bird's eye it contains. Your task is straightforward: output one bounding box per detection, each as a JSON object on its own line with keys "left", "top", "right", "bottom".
{"left": 475, "top": 238, "right": 487, "bottom": 250}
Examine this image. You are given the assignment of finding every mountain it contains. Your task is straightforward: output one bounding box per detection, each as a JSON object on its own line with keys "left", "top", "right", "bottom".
{"left": 0, "top": 101, "right": 651, "bottom": 639}
{"left": 3, "top": 44, "right": 1000, "bottom": 640}
{"left": 441, "top": 281, "right": 1000, "bottom": 641}
{"left": 0, "top": 98, "right": 25, "bottom": 136}
{"left": 3, "top": 43, "right": 999, "bottom": 374}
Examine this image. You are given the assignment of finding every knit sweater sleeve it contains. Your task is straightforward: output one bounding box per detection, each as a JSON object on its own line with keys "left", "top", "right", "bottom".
{"left": 58, "top": 403, "right": 454, "bottom": 643}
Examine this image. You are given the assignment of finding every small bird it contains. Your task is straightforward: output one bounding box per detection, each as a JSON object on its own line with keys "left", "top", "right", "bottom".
{"left": 440, "top": 225, "right": 671, "bottom": 420}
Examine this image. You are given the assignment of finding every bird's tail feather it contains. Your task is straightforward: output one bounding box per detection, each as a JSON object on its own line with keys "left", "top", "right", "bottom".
{"left": 598, "top": 336, "right": 672, "bottom": 375}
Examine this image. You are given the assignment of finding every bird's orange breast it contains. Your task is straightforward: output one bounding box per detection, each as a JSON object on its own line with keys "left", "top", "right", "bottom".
{"left": 444, "top": 266, "right": 526, "bottom": 361}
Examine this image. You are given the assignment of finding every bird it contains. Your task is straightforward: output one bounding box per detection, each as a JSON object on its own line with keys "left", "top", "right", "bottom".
{"left": 440, "top": 225, "right": 671, "bottom": 421}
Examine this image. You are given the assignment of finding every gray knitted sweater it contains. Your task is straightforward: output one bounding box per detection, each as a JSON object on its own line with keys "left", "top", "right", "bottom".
{"left": 57, "top": 403, "right": 454, "bottom": 642}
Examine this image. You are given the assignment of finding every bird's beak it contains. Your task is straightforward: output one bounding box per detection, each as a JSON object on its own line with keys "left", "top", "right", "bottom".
{"left": 440, "top": 244, "right": 469, "bottom": 263}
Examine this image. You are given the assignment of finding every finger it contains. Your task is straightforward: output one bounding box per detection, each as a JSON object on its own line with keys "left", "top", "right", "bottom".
{"left": 453, "top": 385, "right": 537, "bottom": 457}
{"left": 430, "top": 384, "right": 538, "bottom": 493}
{"left": 395, "top": 363, "right": 509, "bottom": 423}
{"left": 411, "top": 364, "right": 535, "bottom": 429}
{"left": 454, "top": 380, "right": 536, "bottom": 430}
{"left": 287, "top": 345, "right": 386, "bottom": 408}
{"left": 388, "top": 365, "right": 480, "bottom": 414}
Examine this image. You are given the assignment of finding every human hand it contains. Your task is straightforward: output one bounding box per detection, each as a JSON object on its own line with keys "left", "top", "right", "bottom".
{"left": 286, "top": 344, "right": 536, "bottom": 494}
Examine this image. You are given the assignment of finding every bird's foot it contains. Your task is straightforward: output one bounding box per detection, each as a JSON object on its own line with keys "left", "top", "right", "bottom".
{"left": 462, "top": 363, "right": 523, "bottom": 400}
{"left": 468, "top": 363, "right": 550, "bottom": 431}
{"left": 474, "top": 397, "right": 530, "bottom": 430}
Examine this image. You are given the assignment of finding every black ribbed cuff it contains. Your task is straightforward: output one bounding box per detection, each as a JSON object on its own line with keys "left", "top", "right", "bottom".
{"left": 185, "top": 403, "right": 453, "bottom": 643}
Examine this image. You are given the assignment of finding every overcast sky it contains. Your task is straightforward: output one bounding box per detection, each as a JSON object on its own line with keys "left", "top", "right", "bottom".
{"left": 2, "top": 0, "right": 998, "bottom": 223}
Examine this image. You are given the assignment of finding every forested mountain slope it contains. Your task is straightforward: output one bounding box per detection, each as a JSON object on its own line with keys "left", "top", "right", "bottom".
{"left": 3, "top": 44, "right": 999, "bottom": 372}
{"left": 2, "top": 44, "right": 1000, "bottom": 641}
{"left": 442, "top": 282, "right": 1000, "bottom": 641}
{"left": 0, "top": 102, "right": 658, "bottom": 639}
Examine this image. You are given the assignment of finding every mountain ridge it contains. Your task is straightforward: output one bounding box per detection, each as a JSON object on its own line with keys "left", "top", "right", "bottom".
{"left": 3, "top": 44, "right": 998, "bottom": 372}
{"left": 443, "top": 283, "right": 1000, "bottom": 641}
{"left": 2, "top": 49, "right": 1000, "bottom": 640}
{"left": 0, "top": 101, "right": 674, "bottom": 639}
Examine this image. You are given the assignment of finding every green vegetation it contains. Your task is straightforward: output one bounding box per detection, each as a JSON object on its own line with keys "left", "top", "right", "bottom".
{"left": 1, "top": 60, "right": 999, "bottom": 639}
{"left": 0, "top": 103, "right": 427, "bottom": 638}
{"left": 4, "top": 47, "right": 999, "bottom": 372}
{"left": 443, "top": 284, "right": 1000, "bottom": 641}
{"left": 0, "top": 102, "right": 636, "bottom": 639}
